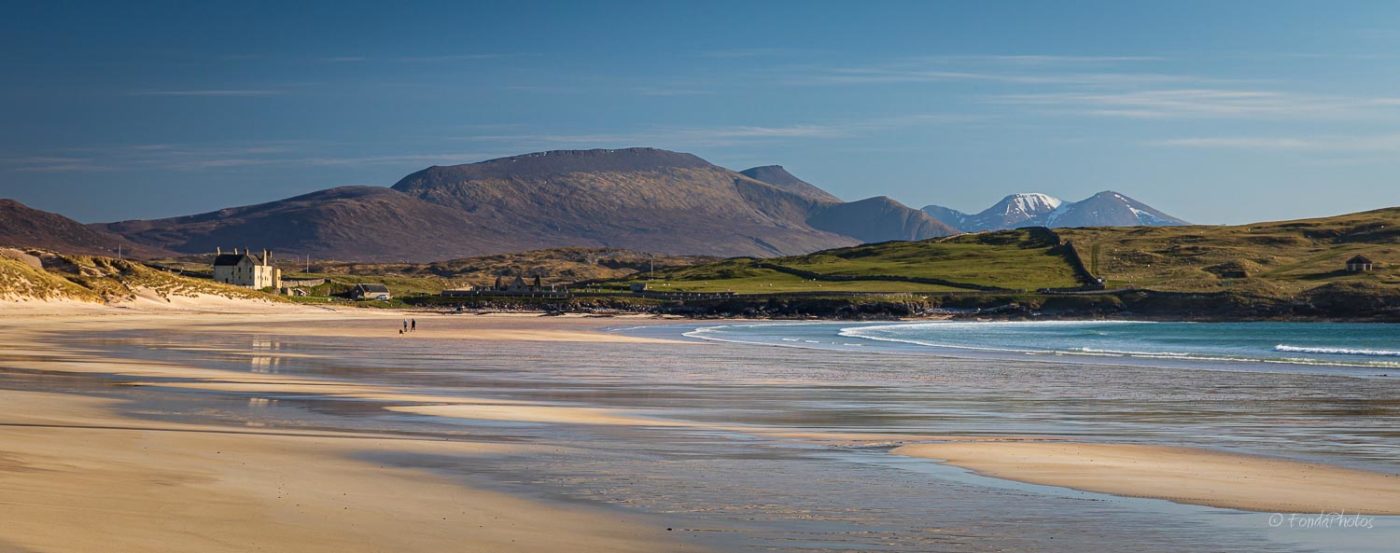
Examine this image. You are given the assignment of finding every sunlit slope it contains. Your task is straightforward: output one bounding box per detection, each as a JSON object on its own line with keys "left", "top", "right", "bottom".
{"left": 1058, "top": 207, "right": 1400, "bottom": 294}
{"left": 606, "top": 229, "right": 1083, "bottom": 293}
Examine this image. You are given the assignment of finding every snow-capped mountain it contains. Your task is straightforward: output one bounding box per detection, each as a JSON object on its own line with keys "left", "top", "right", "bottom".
{"left": 922, "top": 193, "right": 1063, "bottom": 232}
{"left": 922, "top": 191, "right": 1187, "bottom": 231}
{"left": 1039, "top": 191, "right": 1188, "bottom": 228}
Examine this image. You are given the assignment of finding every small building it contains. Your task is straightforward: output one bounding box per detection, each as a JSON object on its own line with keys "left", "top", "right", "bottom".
{"left": 629, "top": 282, "right": 649, "bottom": 293}
{"left": 212, "top": 248, "right": 281, "bottom": 289}
{"left": 351, "top": 283, "right": 391, "bottom": 301}
{"left": 1346, "top": 255, "right": 1375, "bottom": 273}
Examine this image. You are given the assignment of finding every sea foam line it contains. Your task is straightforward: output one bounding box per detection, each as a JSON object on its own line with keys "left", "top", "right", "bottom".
{"left": 1275, "top": 345, "right": 1400, "bottom": 357}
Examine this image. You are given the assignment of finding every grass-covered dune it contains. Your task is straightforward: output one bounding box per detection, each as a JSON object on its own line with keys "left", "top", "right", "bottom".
{"left": 0, "top": 248, "right": 278, "bottom": 305}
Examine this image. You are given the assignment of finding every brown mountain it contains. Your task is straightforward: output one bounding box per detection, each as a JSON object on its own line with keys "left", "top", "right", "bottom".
{"left": 100, "top": 148, "right": 957, "bottom": 261}
{"left": 738, "top": 165, "right": 843, "bottom": 203}
{"left": 99, "top": 186, "right": 542, "bottom": 262}
{"left": 0, "top": 199, "right": 166, "bottom": 258}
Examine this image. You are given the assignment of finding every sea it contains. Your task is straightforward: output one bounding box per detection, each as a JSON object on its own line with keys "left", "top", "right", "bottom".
{"left": 670, "top": 320, "right": 1400, "bottom": 376}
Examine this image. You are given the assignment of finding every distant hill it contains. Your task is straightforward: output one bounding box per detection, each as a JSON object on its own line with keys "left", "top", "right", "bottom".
{"left": 807, "top": 196, "right": 957, "bottom": 243}
{"left": 0, "top": 199, "right": 166, "bottom": 258}
{"left": 923, "top": 191, "right": 1186, "bottom": 232}
{"left": 736, "top": 165, "right": 956, "bottom": 242}
{"left": 101, "top": 148, "right": 956, "bottom": 261}
{"left": 99, "top": 186, "right": 542, "bottom": 262}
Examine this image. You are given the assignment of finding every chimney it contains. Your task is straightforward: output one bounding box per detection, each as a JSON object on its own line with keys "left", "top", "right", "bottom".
{"left": 234, "top": 248, "right": 239, "bottom": 255}
{"left": 262, "top": 249, "right": 269, "bottom": 266}
{"left": 217, "top": 246, "right": 222, "bottom": 256}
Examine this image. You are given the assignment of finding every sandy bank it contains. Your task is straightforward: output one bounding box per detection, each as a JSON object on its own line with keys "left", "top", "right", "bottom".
{"left": 894, "top": 442, "right": 1400, "bottom": 515}
{"left": 0, "top": 387, "right": 701, "bottom": 553}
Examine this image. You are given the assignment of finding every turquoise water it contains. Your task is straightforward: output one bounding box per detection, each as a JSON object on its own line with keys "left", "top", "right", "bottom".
{"left": 680, "top": 321, "right": 1400, "bottom": 372}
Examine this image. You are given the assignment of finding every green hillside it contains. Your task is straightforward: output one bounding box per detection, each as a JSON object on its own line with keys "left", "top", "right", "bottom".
{"left": 600, "top": 208, "right": 1399, "bottom": 301}
{"left": 1059, "top": 207, "right": 1400, "bottom": 294}
{"left": 602, "top": 228, "right": 1083, "bottom": 293}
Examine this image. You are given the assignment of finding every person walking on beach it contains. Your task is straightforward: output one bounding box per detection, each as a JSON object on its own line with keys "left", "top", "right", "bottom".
{"left": 411, "top": 319, "right": 416, "bottom": 332}
{"left": 403, "top": 319, "right": 408, "bottom": 333}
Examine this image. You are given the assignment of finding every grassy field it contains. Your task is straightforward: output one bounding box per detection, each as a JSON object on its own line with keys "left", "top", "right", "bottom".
{"left": 598, "top": 209, "right": 1398, "bottom": 300}
{"left": 603, "top": 229, "right": 1083, "bottom": 293}
{"left": 1059, "top": 207, "right": 1400, "bottom": 294}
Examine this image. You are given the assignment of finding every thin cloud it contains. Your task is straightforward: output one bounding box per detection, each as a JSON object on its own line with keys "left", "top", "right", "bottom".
{"left": 0, "top": 143, "right": 498, "bottom": 173}
{"left": 780, "top": 54, "right": 1188, "bottom": 87}
{"left": 1154, "top": 134, "right": 1400, "bottom": 152}
{"left": 457, "top": 114, "right": 979, "bottom": 149}
{"left": 994, "top": 89, "right": 1400, "bottom": 119}
{"left": 129, "top": 89, "right": 285, "bottom": 97}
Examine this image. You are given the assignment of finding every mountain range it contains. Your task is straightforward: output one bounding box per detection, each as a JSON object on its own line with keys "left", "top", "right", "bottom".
{"left": 2, "top": 147, "right": 1186, "bottom": 262}
{"left": 922, "top": 191, "right": 1188, "bottom": 232}
{"left": 96, "top": 148, "right": 954, "bottom": 261}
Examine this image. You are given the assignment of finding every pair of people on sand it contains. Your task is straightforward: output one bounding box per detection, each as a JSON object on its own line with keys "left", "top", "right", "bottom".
{"left": 399, "top": 319, "right": 417, "bottom": 334}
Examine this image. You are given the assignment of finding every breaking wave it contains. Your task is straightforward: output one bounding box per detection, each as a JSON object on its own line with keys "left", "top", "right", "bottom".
{"left": 1274, "top": 345, "right": 1400, "bottom": 357}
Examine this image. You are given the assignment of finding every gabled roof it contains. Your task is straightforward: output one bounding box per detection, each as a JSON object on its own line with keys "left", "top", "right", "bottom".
{"left": 355, "top": 283, "right": 390, "bottom": 293}
{"left": 1347, "top": 255, "right": 1375, "bottom": 264}
{"left": 213, "top": 253, "right": 255, "bottom": 266}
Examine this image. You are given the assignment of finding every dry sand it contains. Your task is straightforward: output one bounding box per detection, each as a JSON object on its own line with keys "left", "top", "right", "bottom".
{"left": 894, "top": 442, "right": 1400, "bottom": 515}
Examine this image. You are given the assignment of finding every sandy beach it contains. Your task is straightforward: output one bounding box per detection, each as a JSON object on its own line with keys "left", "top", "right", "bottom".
{"left": 0, "top": 301, "right": 703, "bottom": 553}
{"left": 1, "top": 298, "right": 1397, "bottom": 552}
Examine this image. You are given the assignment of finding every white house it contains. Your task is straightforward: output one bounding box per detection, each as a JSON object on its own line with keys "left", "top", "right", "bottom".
{"left": 212, "top": 248, "right": 281, "bottom": 289}
{"left": 351, "top": 283, "right": 391, "bottom": 301}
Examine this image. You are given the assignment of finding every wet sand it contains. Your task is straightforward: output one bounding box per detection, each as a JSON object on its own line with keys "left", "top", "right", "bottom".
{"left": 894, "top": 442, "right": 1400, "bottom": 515}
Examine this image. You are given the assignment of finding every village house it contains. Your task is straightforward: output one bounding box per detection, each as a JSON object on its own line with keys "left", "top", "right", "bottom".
{"left": 212, "top": 248, "right": 281, "bottom": 289}
{"left": 351, "top": 283, "right": 392, "bottom": 301}
{"left": 1346, "top": 255, "right": 1375, "bottom": 273}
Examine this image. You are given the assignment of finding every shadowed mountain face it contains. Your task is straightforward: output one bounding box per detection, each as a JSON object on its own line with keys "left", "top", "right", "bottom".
{"left": 92, "top": 148, "right": 960, "bottom": 261}
{"left": 735, "top": 166, "right": 956, "bottom": 243}
{"left": 923, "top": 191, "right": 1186, "bottom": 231}
{"left": 0, "top": 199, "right": 165, "bottom": 257}
{"left": 807, "top": 196, "right": 958, "bottom": 243}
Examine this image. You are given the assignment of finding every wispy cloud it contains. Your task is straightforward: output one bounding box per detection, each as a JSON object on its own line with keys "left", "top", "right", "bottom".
{"left": 456, "top": 114, "right": 979, "bottom": 149}
{"left": 779, "top": 54, "right": 1188, "bottom": 87}
{"left": 994, "top": 89, "right": 1400, "bottom": 119}
{"left": 316, "top": 53, "right": 530, "bottom": 64}
{"left": 1154, "top": 133, "right": 1400, "bottom": 153}
{"left": 1, "top": 143, "right": 497, "bottom": 173}
{"left": 696, "top": 48, "right": 812, "bottom": 59}
{"left": 129, "top": 89, "right": 285, "bottom": 97}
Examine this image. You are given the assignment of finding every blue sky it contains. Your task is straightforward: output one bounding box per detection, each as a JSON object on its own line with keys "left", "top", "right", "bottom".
{"left": 3, "top": 1, "right": 1400, "bottom": 223}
